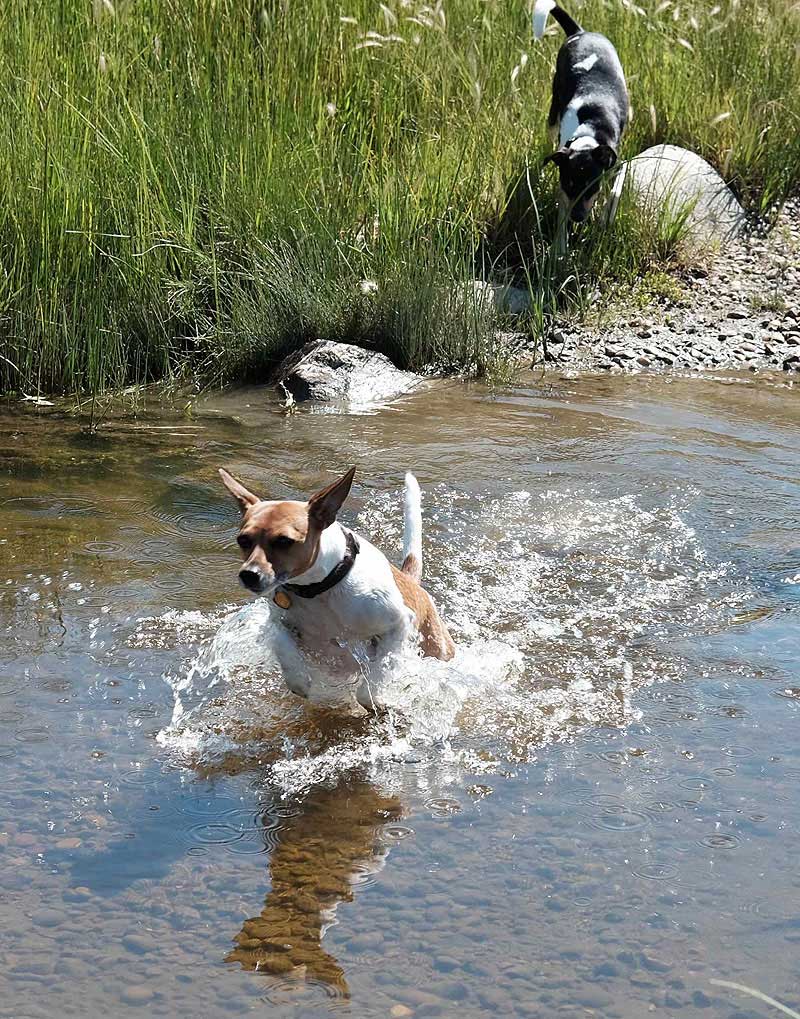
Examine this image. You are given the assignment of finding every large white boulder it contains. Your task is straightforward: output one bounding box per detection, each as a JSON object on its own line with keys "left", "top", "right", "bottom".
{"left": 623, "top": 143, "right": 747, "bottom": 245}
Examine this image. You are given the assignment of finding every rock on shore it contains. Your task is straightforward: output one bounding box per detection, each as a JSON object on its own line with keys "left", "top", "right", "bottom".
{"left": 625, "top": 144, "right": 747, "bottom": 247}
{"left": 272, "top": 340, "right": 422, "bottom": 407}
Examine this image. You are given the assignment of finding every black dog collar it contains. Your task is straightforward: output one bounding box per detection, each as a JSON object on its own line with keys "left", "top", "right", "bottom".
{"left": 283, "top": 530, "right": 360, "bottom": 600}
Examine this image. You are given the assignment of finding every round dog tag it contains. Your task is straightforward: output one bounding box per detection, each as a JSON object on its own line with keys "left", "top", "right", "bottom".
{"left": 273, "top": 590, "right": 292, "bottom": 609}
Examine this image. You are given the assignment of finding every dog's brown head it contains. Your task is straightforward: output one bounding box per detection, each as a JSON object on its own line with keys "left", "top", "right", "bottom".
{"left": 543, "top": 143, "right": 617, "bottom": 222}
{"left": 218, "top": 466, "right": 356, "bottom": 594}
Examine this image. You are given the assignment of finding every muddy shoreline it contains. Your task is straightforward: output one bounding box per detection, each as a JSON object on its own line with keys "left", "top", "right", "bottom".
{"left": 537, "top": 199, "right": 800, "bottom": 376}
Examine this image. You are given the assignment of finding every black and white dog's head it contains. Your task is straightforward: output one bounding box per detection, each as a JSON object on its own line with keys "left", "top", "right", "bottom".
{"left": 535, "top": 0, "right": 628, "bottom": 223}
{"left": 543, "top": 140, "right": 618, "bottom": 222}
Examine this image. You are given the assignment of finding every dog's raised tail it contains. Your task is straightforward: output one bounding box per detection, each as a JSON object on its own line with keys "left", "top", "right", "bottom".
{"left": 533, "top": 0, "right": 581, "bottom": 39}
{"left": 401, "top": 472, "right": 423, "bottom": 582}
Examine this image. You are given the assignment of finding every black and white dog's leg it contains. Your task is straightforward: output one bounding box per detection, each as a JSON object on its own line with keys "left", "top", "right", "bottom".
{"left": 547, "top": 97, "right": 560, "bottom": 145}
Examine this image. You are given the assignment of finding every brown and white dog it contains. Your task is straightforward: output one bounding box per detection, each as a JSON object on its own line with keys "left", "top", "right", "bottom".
{"left": 219, "top": 466, "right": 454, "bottom": 709}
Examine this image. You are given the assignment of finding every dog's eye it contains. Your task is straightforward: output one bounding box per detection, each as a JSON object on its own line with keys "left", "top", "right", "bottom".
{"left": 271, "top": 535, "right": 295, "bottom": 550}
{"left": 236, "top": 534, "right": 253, "bottom": 551}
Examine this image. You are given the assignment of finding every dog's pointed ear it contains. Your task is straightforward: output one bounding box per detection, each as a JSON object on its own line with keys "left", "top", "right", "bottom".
{"left": 308, "top": 466, "right": 356, "bottom": 530}
{"left": 543, "top": 148, "right": 570, "bottom": 169}
{"left": 219, "top": 468, "right": 259, "bottom": 512}
{"left": 595, "top": 144, "right": 618, "bottom": 170}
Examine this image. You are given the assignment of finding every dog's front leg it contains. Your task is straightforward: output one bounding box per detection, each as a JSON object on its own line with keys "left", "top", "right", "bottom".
{"left": 354, "top": 622, "right": 414, "bottom": 711}
{"left": 271, "top": 624, "right": 312, "bottom": 699}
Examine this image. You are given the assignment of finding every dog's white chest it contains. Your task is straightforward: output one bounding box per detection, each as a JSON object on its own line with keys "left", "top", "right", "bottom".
{"left": 278, "top": 538, "right": 412, "bottom": 648}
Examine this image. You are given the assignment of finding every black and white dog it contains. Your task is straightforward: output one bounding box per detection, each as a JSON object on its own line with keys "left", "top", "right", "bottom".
{"left": 534, "top": 0, "right": 629, "bottom": 222}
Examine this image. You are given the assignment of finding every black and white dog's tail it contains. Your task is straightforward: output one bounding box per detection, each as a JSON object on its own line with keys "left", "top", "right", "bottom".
{"left": 533, "top": 0, "right": 582, "bottom": 39}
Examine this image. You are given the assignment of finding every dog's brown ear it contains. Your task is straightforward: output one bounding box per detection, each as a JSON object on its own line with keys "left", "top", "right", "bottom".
{"left": 543, "top": 148, "right": 570, "bottom": 169}
{"left": 219, "top": 468, "right": 259, "bottom": 512}
{"left": 595, "top": 144, "right": 618, "bottom": 170}
{"left": 308, "top": 466, "right": 356, "bottom": 530}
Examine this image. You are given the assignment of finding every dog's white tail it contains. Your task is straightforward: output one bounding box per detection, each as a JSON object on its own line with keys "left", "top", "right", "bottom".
{"left": 533, "top": 0, "right": 556, "bottom": 39}
{"left": 533, "top": 0, "right": 581, "bottom": 38}
{"left": 401, "top": 472, "right": 423, "bottom": 582}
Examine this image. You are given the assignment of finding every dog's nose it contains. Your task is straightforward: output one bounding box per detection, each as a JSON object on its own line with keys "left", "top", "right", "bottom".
{"left": 239, "top": 567, "right": 265, "bottom": 592}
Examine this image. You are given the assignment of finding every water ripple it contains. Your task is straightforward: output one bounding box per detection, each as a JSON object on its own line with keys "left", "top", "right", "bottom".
{"left": 699, "top": 832, "right": 741, "bottom": 849}
{"left": 588, "top": 809, "right": 650, "bottom": 833}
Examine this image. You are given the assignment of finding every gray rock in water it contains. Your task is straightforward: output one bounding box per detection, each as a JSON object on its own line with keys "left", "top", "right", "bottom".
{"left": 623, "top": 144, "right": 747, "bottom": 246}
{"left": 273, "top": 340, "right": 422, "bottom": 406}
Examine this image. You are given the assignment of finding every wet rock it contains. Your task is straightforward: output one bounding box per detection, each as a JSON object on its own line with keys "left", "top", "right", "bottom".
{"left": 122, "top": 933, "right": 157, "bottom": 955}
{"left": 272, "top": 340, "right": 421, "bottom": 406}
{"left": 31, "top": 909, "right": 66, "bottom": 928}
{"left": 641, "top": 952, "right": 671, "bottom": 973}
{"left": 120, "top": 985, "right": 154, "bottom": 1006}
{"left": 429, "top": 979, "right": 469, "bottom": 1001}
{"left": 594, "top": 961, "right": 620, "bottom": 978}
{"left": 396, "top": 988, "right": 448, "bottom": 1009}
{"left": 477, "top": 988, "right": 513, "bottom": 1011}
{"left": 345, "top": 932, "right": 382, "bottom": 953}
{"left": 577, "top": 988, "right": 615, "bottom": 1009}
{"left": 12, "top": 958, "right": 56, "bottom": 976}
{"left": 625, "top": 144, "right": 746, "bottom": 247}
{"left": 783, "top": 354, "right": 800, "bottom": 371}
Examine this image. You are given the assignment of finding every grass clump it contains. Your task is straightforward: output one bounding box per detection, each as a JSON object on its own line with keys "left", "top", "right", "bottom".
{"left": 0, "top": 0, "right": 798, "bottom": 395}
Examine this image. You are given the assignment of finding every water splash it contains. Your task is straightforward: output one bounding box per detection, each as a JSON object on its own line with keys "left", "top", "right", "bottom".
{"left": 151, "top": 484, "right": 749, "bottom": 794}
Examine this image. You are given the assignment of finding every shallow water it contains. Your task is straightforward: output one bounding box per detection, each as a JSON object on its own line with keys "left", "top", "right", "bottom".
{"left": 1, "top": 372, "right": 799, "bottom": 1018}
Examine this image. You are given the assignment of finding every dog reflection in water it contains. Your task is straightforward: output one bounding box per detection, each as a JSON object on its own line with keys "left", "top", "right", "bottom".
{"left": 227, "top": 778, "right": 402, "bottom": 995}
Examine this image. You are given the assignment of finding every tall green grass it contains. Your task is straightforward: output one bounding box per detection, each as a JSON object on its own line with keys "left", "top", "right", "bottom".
{"left": 0, "top": 0, "right": 798, "bottom": 394}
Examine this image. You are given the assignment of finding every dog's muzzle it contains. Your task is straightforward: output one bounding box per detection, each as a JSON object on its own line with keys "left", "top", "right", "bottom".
{"left": 570, "top": 192, "right": 599, "bottom": 223}
{"left": 239, "top": 566, "right": 266, "bottom": 592}
{"left": 239, "top": 565, "right": 288, "bottom": 595}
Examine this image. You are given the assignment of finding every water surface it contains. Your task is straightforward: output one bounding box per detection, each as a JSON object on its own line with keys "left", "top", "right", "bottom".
{"left": 1, "top": 372, "right": 799, "bottom": 1018}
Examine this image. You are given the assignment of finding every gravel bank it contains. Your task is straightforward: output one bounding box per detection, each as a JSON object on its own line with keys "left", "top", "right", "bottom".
{"left": 539, "top": 199, "right": 800, "bottom": 375}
